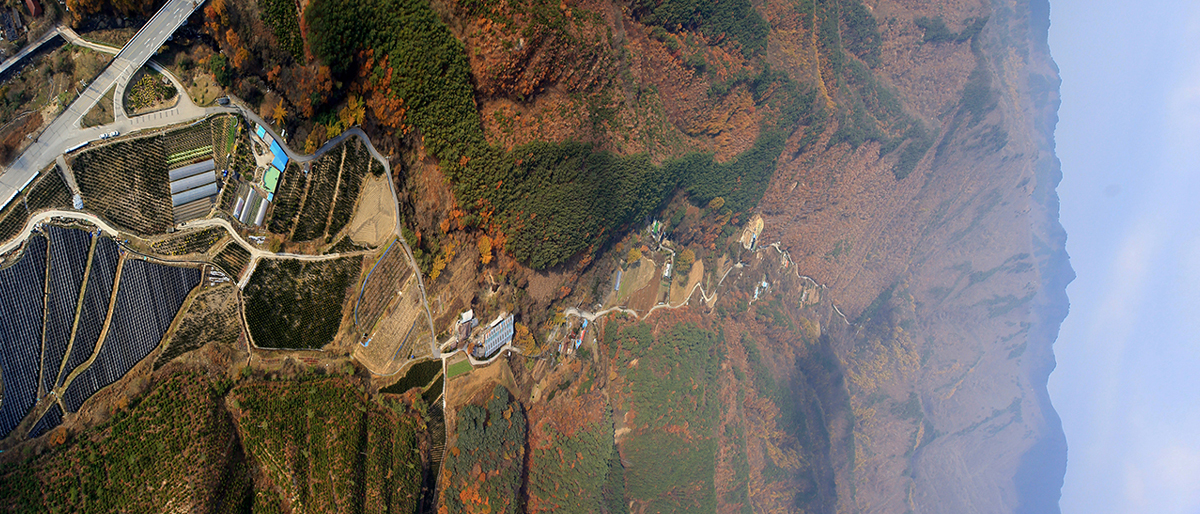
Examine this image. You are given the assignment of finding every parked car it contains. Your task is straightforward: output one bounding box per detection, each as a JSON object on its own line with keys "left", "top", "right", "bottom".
{"left": 217, "top": 97, "right": 230, "bottom": 106}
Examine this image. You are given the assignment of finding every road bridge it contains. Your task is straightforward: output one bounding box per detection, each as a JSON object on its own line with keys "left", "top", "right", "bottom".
{"left": 0, "top": 0, "right": 206, "bottom": 212}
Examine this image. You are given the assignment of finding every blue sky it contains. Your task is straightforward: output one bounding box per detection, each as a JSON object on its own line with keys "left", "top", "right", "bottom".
{"left": 1048, "top": 1, "right": 1200, "bottom": 513}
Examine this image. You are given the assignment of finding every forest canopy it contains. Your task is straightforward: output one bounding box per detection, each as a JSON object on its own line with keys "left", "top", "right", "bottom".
{"left": 304, "top": 0, "right": 819, "bottom": 268}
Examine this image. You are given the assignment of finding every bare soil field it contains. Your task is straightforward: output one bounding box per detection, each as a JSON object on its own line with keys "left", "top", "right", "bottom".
{"left": 154, "top": 283, "right": 241, "bottom": 370}
{"left": 627, "top": 266, "right": 662, "bottom": 313}
{"left": 669, "top": 259, "right": 705, "bottom": 306}
{"left": 347, "top": 174, "right": 395, "bottom": 247}
{"left": 352, "top": 273, "right": 429, "bottom": 374}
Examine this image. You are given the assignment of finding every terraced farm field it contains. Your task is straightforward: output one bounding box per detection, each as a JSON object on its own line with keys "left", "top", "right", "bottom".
{"left": 354, "top": 239, "right": 411, "bottom": 333}
{"left": 267, "top": 162, "right": 306, "bottom": 235}
{"left": 150, "top": 226, "right": 225, "bottom": 256}
{"left": 212, "top": 240, "right": 251, "bottom": 278}
{"left": 289, "top": 137, "right": 382, "bottom": 243}
{"left": 73, "top": 137, "right": 172, "bottom": 235}
{"left": 242, "top": 256, "right": 361, "bottom": 349}
{"left": 154, "top": 282, "right": 241, "bottom": 370}
{"left": 0, "top": 170, "right": 71, "bottom": 245}
{"left": 72, "top": 117, "right": 234, "bottom": 236}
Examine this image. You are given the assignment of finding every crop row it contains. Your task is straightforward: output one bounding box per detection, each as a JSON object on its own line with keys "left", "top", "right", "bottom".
{"left": 242, "top": 257, "right": 359, "bottom": 349}
{"left": 267, "top": 163, "right": 306, "bottom": 236}
{"left": 41, "top": 226, "right": 90, "bottom": 394}
{"left": 166, "top": 145, "right": 213, "bottom": 166}
{"left": 0, "top": 235, "right": 47, "bottom": 439}
{"left": 161, "top": 118, "right": 216, "bottom": 157}
{"left": 73, "top": 137, "right": 173, "bottom": 235}
{"left": 0, "top": 171, "right": 71, "bottom": 244}
{"left": 211, "top": 116, "right": 238, "bottom": 173}
{"left": 150, "top": 227, "right": 224, "bottom": 256}
{"left": 292, "top": 149, "right": 342, "bottom": 242}
{"left": 326, "top": 139, "right": 376, "bottom": 239}
{"left": 62, "top": 260, "right": 199, "bottom": 412}
{"left": 354, "top": 240, "right": 410, "bottom": 332}
{"left": 212, "top": 241, "right": 251, "bottom": 278}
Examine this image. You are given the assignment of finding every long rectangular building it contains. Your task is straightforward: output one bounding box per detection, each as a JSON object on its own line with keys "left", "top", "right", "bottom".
{"left": 168, "top": 159, "right": 215, "bottom": 181}
{"left": 474, "top": 315, "right": 514, "bottom": 360}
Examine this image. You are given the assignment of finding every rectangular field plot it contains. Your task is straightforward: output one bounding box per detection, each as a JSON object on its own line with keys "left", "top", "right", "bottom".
{"left": 41, "top": 226, "right": 91, "bottom": 394}
{"left": 212, "top": 241, "right": 251, "bottom": 279}
{"left": 59, "top": 236, "right": 119, "bottom": 389}
{"left": 243, "top": 257, "right": 361, "bottom": 349}
{"left": 446, "top": 360, "right": 472, "bottom": 380}
{"left": 62, "top": 259, "right": 199, "bottom": 412}
{"left": 0, "top": 235, "right": 48, "bottom": 439}
{"left": 163, "top": 117, "right": 217, "bottom": 160}
{"left": 27, "top": 403, "right": 62, "bottom": 439}
{"left": 72, "top": 137, "right": 172, "bottom": 235}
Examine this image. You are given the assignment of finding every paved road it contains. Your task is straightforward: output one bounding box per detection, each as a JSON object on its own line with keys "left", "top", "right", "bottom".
{"left": 0, "top": 26, "right": 64, "bottom": 78}
{"left": 0, "top": 0, "right": 206, "bottom": 211}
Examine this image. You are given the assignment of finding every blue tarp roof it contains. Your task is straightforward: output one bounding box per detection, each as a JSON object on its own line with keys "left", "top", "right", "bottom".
{"left": 255, "top": 124, "right": 266, "bottom": 138}
{"left": 270, "top": 140, "right": 288, "bottom": 171}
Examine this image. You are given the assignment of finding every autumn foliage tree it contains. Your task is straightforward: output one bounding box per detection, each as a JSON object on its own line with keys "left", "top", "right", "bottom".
{"left": 477, "top": 235, "right": 493, "bottom": 265}
{"left": 677, "top": 248, "right": 695, "bottom": 275}
{"left": 626, "top": 248, "right": 642, "bottom": 264}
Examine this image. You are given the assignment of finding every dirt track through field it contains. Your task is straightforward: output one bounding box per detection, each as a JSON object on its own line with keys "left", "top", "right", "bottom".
{"left": 348, "top": 175, "right": 395, "bottom": 247}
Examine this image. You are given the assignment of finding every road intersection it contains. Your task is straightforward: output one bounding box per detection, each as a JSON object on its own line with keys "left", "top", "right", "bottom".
{"left": 0, "top": 0, "right": 207, "bottom": 211}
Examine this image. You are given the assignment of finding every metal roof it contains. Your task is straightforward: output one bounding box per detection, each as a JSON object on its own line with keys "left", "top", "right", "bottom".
{"left": 168, "top": 159, "right": 215, "bottom": 181}
{"left": 169, "top": 172, "right": 216, "bottom": 194}
{"left": 270, "top": 140, "right": 288, "bottom": 171}
{"left": 253, "top": 200, "right": 268, "bottom": 226}
{"left": 170, "top": 183, "right": 218, "bottom": 206}
{"left": 479, "top": 315, "right": 514, "bottom": 358}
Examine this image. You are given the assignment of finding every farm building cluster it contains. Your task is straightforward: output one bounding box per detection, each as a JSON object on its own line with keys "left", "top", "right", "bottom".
{"left": 452, "top": 311, "right": 515, "bottom": 360}
{"left": 225, "top": 123, "right": 291, "bottom": 227}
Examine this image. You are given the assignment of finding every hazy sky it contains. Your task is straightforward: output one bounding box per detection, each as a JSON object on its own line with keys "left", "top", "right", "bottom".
{"left": 1048, "top": 1, "right": 1200, "bottom": 513}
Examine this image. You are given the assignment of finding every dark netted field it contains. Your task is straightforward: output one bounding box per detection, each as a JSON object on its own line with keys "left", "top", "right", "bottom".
{"left": 242, "top": 256, "right": 361, "bottom": 349}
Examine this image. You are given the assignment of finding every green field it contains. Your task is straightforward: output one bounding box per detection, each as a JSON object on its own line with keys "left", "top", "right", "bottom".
{"left": 230, "top": 377, "right": 423, "bottom": 513}
{"left": 446, "top": 360, "right": 472, "bottom": 379}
